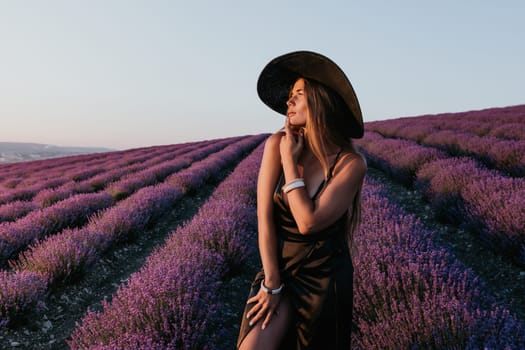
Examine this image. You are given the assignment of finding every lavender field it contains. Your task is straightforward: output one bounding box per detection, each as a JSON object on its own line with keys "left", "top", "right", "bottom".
{"left": 0, "top": 104, "right": 524, "bottom": 349}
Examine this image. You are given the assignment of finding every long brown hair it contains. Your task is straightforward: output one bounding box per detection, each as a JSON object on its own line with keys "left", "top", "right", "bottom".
{"left": 302, "top": 78, "right": 365, "bottom": 254}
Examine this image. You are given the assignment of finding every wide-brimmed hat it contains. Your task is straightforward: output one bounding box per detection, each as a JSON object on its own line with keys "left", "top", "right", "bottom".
{"left": 257, "top": 50, "right": 364, "bottom": 138}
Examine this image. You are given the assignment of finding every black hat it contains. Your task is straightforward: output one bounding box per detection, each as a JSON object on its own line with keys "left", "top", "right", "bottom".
{"left": 257, "top": 50, "right": 364, "bottom": 138}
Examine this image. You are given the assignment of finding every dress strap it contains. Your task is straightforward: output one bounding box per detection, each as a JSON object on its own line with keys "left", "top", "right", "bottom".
{"left": 326, "top": 149, "right": 343, "bottom": 183}
{"left": 275, "top": 172, "right": 285, "bottom": 195}
{"left": 312, "top": 149, "right": 343, "bottom": 200}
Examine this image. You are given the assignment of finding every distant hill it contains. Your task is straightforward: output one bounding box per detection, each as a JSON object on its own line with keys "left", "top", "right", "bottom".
{"left": 0, "top": 142, "right": 114, "bottom": 163}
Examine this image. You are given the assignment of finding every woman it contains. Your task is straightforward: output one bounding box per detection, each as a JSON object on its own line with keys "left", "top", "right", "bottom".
{"left": 238, "top": 51, "right": 366, "bottom": 350}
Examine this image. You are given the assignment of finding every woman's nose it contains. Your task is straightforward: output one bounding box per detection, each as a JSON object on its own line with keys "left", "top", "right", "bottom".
{"left": 286, "top": 96, "right": 295, "bottom": 106}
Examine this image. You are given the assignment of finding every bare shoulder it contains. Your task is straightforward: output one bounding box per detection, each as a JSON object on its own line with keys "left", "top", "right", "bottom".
{"left": 336, "top": 150, "right": 367, "bottom": 178}
{"left": 265, "top": 130, "right": 285, "bottom": 146}
{"left": 258, "top": 131, "right": 284, "bottom": 190}
{"left": 263, "top": 130, "right": 285, "bottom": 154}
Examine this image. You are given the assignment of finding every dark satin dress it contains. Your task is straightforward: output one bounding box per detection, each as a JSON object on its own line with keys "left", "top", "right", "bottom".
{"left": 237, "top": 152, "right": 354, "bottom": 349}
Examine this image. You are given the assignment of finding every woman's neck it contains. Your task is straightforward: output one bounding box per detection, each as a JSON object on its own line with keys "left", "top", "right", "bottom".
{"left": 323, "top": 141, "right": 341, "bottom": 157}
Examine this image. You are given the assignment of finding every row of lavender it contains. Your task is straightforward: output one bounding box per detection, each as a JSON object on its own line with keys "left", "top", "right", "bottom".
{"left": 0, "top": 138, "right": 217, "bottom": 206}
{"left": 366, "top": 105, "right": 525, "bottom": 176}
{"left": 369, "top": 104, "right": 525, "bottom": 140}
{"left": 355, "top": 131, "right": 525, "bottom": 266}
{"left": 0, "top": 134, "right": 267, "bottom": 328}
{"left": 0, "top": 142, "right": 187, "bottom": 186}
{"left": 352, "top": 177, "right": 525, "bottom": 349}
{"left": 0, "top": 136, "right": 244, "bottom": 265}
{"left": 67, "top": 141, "right": 264, "bottom": 349}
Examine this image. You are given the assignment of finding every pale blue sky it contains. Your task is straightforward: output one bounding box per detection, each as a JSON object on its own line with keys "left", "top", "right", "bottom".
{"left": 1, "top": 1, "right": 523, "bottom": 150}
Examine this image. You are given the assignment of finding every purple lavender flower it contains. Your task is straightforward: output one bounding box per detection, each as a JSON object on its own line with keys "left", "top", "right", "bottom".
{"left": 0, "top": 200, "right": 38, "bottom": 222}
{"left": 0, "top": 270, "right": 47, "bottom": 327}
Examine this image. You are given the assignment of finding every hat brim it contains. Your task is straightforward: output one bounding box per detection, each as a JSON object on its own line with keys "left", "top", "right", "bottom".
{"left": 257, "top": 51, "right": 364, "bottom": 138}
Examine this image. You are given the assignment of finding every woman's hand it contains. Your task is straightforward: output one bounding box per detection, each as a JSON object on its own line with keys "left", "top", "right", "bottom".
{"left": 280, "top": 118, "right": 304, "bottom": 165}
{"left": 246, "top": 287, "right": 281, "bottom": 330}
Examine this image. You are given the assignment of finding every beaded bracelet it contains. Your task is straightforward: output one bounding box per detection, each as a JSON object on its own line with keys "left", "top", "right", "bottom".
{"left": 282, "top": 178, "right": 305, "bottom": 193}
{"left": 260, "top": 280, "right": 284, "bottom": 295}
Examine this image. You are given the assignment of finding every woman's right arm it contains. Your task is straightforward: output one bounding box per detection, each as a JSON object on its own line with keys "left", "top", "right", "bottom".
{"left": 257, "top": 132, "right": 283, "bottom": 289}
{"left": 245, "top": 132, "right": 283, "bottom": 329}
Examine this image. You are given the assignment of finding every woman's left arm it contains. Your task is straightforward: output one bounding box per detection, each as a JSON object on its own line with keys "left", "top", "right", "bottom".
{"left": 280, "top": 121, "right": 367, "bottom": 234}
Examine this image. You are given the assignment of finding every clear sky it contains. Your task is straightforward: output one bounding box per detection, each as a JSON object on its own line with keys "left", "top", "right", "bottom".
{"left": 1, "top": 1, "right": 523, "bottom": 150}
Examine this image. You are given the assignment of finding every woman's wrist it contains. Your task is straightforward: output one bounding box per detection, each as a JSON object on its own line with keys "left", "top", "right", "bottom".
{"left": 281, "top": 156, "right": 296, "bottom": 172}
{"left": 262, "top": 276, "right": 281, "bottom": 289}
{"left": 282, "top": 160, "right": 300, "bottom": 180}
{"left": 261, "top": 280, "right": 284, "bottom": 295}
{"left": 282, "top": 178, "right": 305, "bottom": 193}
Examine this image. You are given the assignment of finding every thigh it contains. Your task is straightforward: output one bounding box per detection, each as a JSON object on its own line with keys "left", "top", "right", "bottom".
{"left": 238, "top": 294, "right": 293, "bottom": 350}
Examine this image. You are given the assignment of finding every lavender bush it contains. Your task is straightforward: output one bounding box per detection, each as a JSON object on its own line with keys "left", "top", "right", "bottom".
{"left": 0, "top": 201, "right": 38, "bottom": 223}
{"left": 489, "top": 122, "right": 525, "bottom": 141}
{"left": 0, "top": 181, "right": 61, "bottom": 206}
{"left": 422, "top": 131, "right": 525, "bottom": 177}
{"left": 11, "top": 228, "right": 104, "bottom": 285}
{"left": 0, "top": 192, "right": 114, "bottom": 265}
{"left": 0, "top": 271, "right": 47, "bottom": 327}
{"left": 355, "top": 132, "right": 446, "bottom": 185}
{"left": 33, "top": 181, "right": 97, "bottom": 207}
{"left": 414, "top": 157, "right": 488, "bottom": 223}
{"left": 461, "top": 175, "right": 525, "bottom": 260}
{"left": 415, "top": 157, "right": 525, "bottom": 265}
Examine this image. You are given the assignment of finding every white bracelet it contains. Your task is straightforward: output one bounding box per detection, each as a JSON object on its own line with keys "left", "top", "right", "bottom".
{"left": 260, "top": 280, "right": 284, "bottom": 295}
{"left": 283, "top": 180, "right": 305, "bottom": 193}
{"left": 283, "top": 178, "right": 303, "bottom": 187}
{"left": 282, "top": 178, "right": 305, "bottom": 193}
